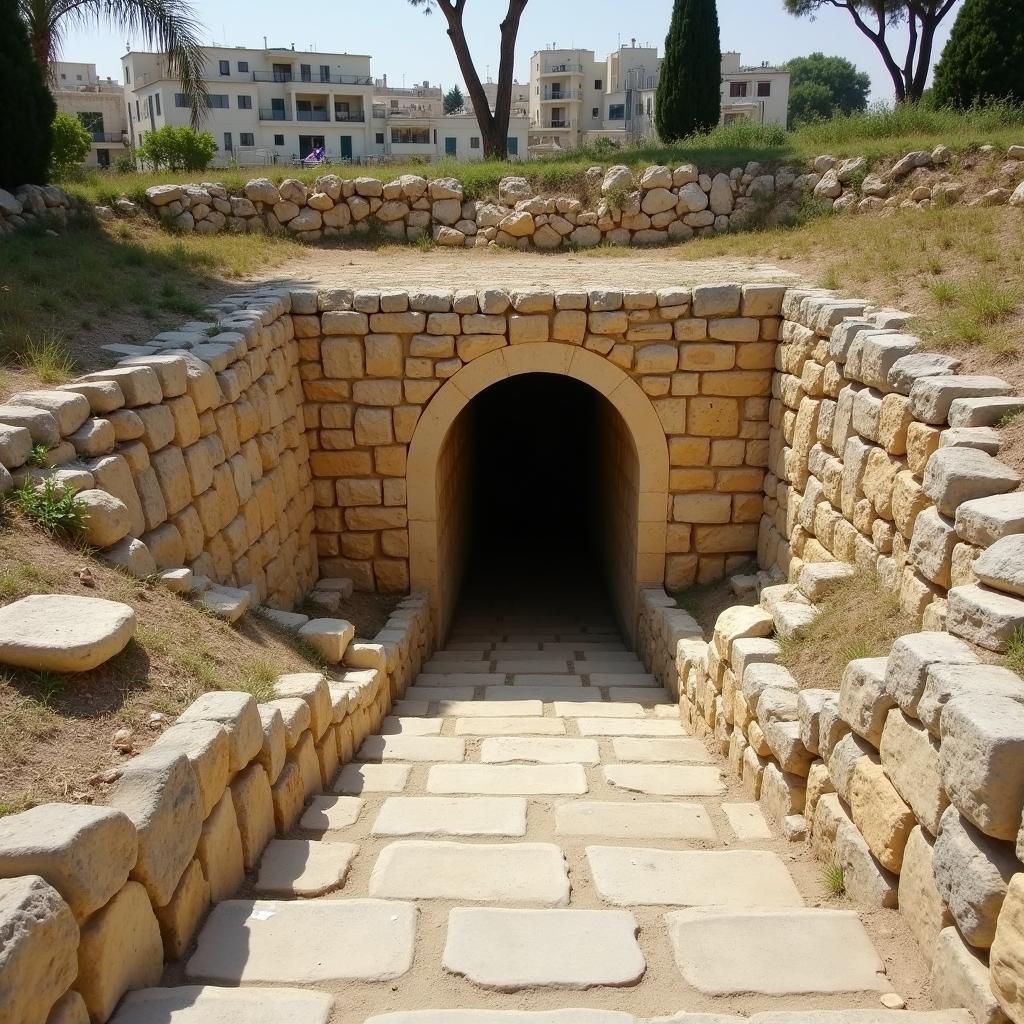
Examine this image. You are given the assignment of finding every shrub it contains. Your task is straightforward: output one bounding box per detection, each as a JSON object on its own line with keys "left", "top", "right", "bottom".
{"left": 50, "top": 113, "right": 92, "bottom": 180}
{"left": 14, "top": 479, "right": 86, "bottom": 540}
{"left": 139, "top": 125, "right": 217, "bottom": 172}
{"left": 0, "top": 0, "right": 55, "bottom": 188}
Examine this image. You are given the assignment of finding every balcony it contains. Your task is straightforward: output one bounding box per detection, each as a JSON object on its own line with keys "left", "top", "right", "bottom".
{"left": 296, "top": 109, "right": 330, "bottom": 122}
{"left": 259, "top": 108, "right": 288, "bottom": 121}
{"left": 335, "top": 111, "right": 365, "bottom": 122}
{"left": 541, "top": 87, "right": 580, "bottom": 101}
{"left": 252, "top": 70, "right": 372, "bottom": 85}
{"left": 537, "top": 119, "right": 572, "bottom": 129}
{"left": 540, "top": 62, "right": 583, "bottom": 75}
{"left": 91, "top": 132, "right": 125, "bottom": 143}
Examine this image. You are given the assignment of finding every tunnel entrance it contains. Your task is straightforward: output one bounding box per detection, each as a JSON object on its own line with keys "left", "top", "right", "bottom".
{"left": 406, "top": 344, "right": 670, "bottom": 645}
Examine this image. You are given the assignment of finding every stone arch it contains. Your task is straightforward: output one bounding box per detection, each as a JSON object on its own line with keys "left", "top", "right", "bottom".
{"left": 407, "top": 342, "right": 670, "bottom": 643}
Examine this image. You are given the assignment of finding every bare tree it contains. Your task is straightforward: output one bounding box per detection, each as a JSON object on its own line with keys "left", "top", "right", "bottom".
{"left": 783, "top": 0, "right": 961, "bottom": 102}
{"left": 409, "top": 0, "right": 528, "bottom": 159}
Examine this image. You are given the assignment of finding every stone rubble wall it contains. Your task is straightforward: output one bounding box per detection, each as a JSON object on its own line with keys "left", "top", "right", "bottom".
{"left": 0, "top": 184, "right": 80, "bottom": 235}
{"left": 131, "top": 145, "right": 1024, "bottom": 250}
{"left": 0, "top": 598, "right": 432, "bottom": 1024}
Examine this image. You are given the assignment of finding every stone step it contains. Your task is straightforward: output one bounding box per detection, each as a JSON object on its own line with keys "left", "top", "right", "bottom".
{"left": 443, "top": 907, "right": 645, "bottom": 990}
{"left": 576, "top": 651, "right": 642, "bottom": 662}
{"left": 603, "top": 764, "right": 725, "bottom": 797}
{"left": 363, "top": 1012, "right": 635, "bottom": 1024}
{"left": 576, "top": 719, "right": 686, "bottom": 737}
{"left": 721, "top": 802, "right": 773, "bottom": 840}
{"left": 298, "top": 795, "right": 364, "bottom": 833}
{"left": 510, "top": 674, "right": 586, "bottom": 686}
{"left": 588, "top": 674, "right": 658, "bottom": 688}
{"left": 379, "top": 717, "right": 443, "bottom": 736}
{"left": 479, "top": 737, "right": 601, "bottom": 765}
{"left": 484, "top": 686, "right": 599, "bottom": 703}
{"left": 369, "top": 841, "right": 570, "bottom": 905}
{"left": 186, "top": 899, "right": 416, "bottom": 984}
{"left": 405, "top": 686, "right": 477, "bottom": 702}
{"left": 665, "top": 908, "right": 888, "bottom": 995}
{"left": 585, "top": 847, "right": 804, "bottom": 908}
{"left": 421, "top": 663, "right": 499, "bottom": 675}
{"left": 553, "top": 702, "right": 644, "bottom": 718}
{"left": 253, "top": 839, "right": 357, "bottom": 897}
{"left": 494, "top": 660, "right": 573, "bottom": 673}
{"left": 371, "top": 797, "right": 528, "bottom": 838}
{"left": 415, "top": 675, "right": 499, "bottom": 687}
{"left": 610, "top": 738, "right": 708, "bottom": 762}
{"left": 577, "top": 662, "right": 648, "bottom": 675}
{"left": 542, "top": 642, "right": 627, "bottom": 653}
{"left": 357, "top": 735, "right": 466, "bottom": 763}
{"left": 428, "top": 764, "right": 588, "bottom": 796}
{"left": 608, "top": 687, "right": 671, "bottom": 704}
{"left": 334, "top": 763, "right": 411, "bottom": 794}
{"left": 436, "top": 700, "right": 543, "bottom": 718}
{"left": 109, "top": 986, "right": 334, "bottom": 1024}
{"left": 392, "top": 701, "right": 429, "bottom": 717}
{"left": 554, "top": 802, "right": 716, "bottom": 841}
{"left": 454, "top": 717, "right": 567, "bottom": 736}
{"left": 431, "top": 651, "right": 489, "bottom": 662}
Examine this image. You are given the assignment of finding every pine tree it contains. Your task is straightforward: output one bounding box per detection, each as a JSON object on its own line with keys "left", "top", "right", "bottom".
{"left": 443, "top": 84, "right": 465, "bottom": 115}
{"left": 655, "top": 0, "right": 722, "bottom": 143}
{"left": 0, "top": 0, "right": 55, "bottom": 188}
{"left": 933, "top": 0, "right": 1024, "bottom": 109}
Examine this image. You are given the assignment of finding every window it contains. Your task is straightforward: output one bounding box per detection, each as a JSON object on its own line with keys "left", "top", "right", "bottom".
{"left": 592, "top": 107, "right": 599, "bottom": 118}
{"left": 238, "top": 61, "right": 248, "bottom": 72}
{"left": 730, "top": 81, "right": 748, "bottom": 97}
{"left": 155, "top": 93, "right": 161, "bottom": 115}
{"left": 237, "top": 94, "right": 252, "bottom": 109}
{"left": 320, "top": 65, "right": 330, "bottom": 82}
{"left": 174, "top": 93, "right": 189, "bottom": 107}
{"left": 391, "top": 127, "right": 430, "bottom": 144}
{"left": 240, "top": 132, "right": 255, "bottom": 147}
{"left": 608, "top": 103, "right": 624, "bottom": 120}
{"left": 757, "top": 81, "right": 771, "bottom": 97}
{"left": 507, "top": 136, "right": 519, "bottom": 156}
{"left": 646, "top": 97, "right": 652, "bottom": 116}
{"left": 223, "top": 131, "right": 232, "bottom": 150}
{"left": 594, "top": 79, "right": 602, "bottom": 90}
{"left": 390, "top": 99, "right": 398, "bottom": 109}
{"left": 274, "top": 134, "right": 285, "bottom": 145}
{"left": 135, "top": 99, "right": 140, "bottom": 119}
{"left": 300, "top": 63, "right": 311, "bottom": 81}
{"left": 207, "top": 94, "right": 229, "bottom": 108}
{"left": 470, "top": 136, "right": 480, "bottom": 149}
{"left": 219, "top": 60, "right": 230, "bottom": 76}
{"left": 124, "top": 65, "right": 130, "bottom": 84}
{"left": 375, "top": 132, "right": 385, "bottom": 144}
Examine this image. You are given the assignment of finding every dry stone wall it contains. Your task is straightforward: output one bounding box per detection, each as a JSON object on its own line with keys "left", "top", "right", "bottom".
{"left": 0, "top": 184, "right": 80, "bottom": 235}
{"left": 0, "top": 600, "right": 429, "bottom": 1024}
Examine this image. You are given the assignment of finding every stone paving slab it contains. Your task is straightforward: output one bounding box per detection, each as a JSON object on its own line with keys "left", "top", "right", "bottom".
{"left": 604, "top": 765, "right": 725, "bottom": 797}
{"left": 721, "top": 803, "right": 773, "bottom": 840}
{"left": 443, "top": 907, "right": 645, "bottom": 990}
{"left": 577, "top": 719, "right": 687, "bottom": 737}
{"left": 358, "top": 735, "right": 467, "bottom": 763}
{"left": 665, "top": 909, "right": 888, "bottom": 995}
{"left": 391, "top": 702, "right": 430, "bottom": 716}
{"left": 511, "top": 674, "right": 586, "bottom": 686}
{"left": 495, "top": 660, "right": 573, "bottom": 673}
{"left": 437, "top": 700, "right": 544, "bottom": 718}
{"left": 586, "top": 848, "right": 804, "bottom": 908}
{"left": 544, "top": 643, "right": 627, "bottom": 652}
{"left": 428, "top": 764, "right": 589, "bottom": 796}
{"left": 414, "top": 675, "right": 502, "bottom": 688}
{"left": 334, "top": 763, "right": 411, "bottom": 794}
{"left": 369, "top": 841, "right": 570, "bottom": 905}
{"left": 379, "top": 717, "right": 444, "bottom": 736}
{"left": 480, "top": 737, "right": 601, "bottom": 765}
{"left": 454, "top": 718, "right": 567, "bottom": 736}
{"left": 749, "top": 1014, "right": 973, "bottom": 1024}
{"left": 608, "top": 688, "right": 672, "bottom": 704}
{"left": 555, "top": 802, "right": 717, "bottom": 841}
{"left": 371, "top": 797, "right": 528, "bottom": 838}
{"left": 365, "top": 1013, "right": 635, "bottom": 1024}
{"left": 611, "top": 738, "right": 708, "bottom": 762}
{"left": 110, "top": 986, "right": 335, "bottom": 1024}
{"left": 431, "top": 651, "right": 488, "bottom": 661}
{"left": 254, "top": 839, "right": 358, "bottom": 897}
{"left": 579, "top": 662, "right": 648, "bottom": 675}
{"left": 485, "top": 687, "right": 599, "bottom": 703}
{"left": 422, "top": 662, "right": 498, "bottom": 674}
{"left": 588, "top": 674, "right": 659, "bottom": 688}
{"left": 186, "top": 899, "right": 417, "bottom": 983}
{"left": 299, "top": 795, "right": 364, "bottom": 832}
{"left": 554, "top": 702, "right": 644, "bottom": 718}
{"left": 577, "top": 652, "right": 643, "bottom": 662}
{"left": 496, "top": 651, "right": 576, "bottom": 661}
{"left": 405, "top": 687, "right": 477, "bottom": 702}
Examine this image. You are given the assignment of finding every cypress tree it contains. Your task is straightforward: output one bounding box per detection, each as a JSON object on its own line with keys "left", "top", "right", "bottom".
{"left": 0, "top": 0, "right": 55, "bottom": 189}
{"left": 933, "top": 0, "right": 1024, "bottom": 108}
{"left": 655, "top": 0, "right": 722, "bottom": 143}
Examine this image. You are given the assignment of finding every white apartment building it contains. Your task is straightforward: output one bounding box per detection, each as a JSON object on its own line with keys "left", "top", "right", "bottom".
{"left": 527, "top": 44, "right": 790, "bottom": 153}
{"left": 122, "top": 46, "right": 529, "bottom": 166}
{"left": 51, "top": 62, "right": 127, "bottom": 168}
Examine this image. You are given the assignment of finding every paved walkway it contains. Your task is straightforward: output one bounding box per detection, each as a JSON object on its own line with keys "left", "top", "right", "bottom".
{"left": 130, "top": 593, "right": 952, "bottom": 1024}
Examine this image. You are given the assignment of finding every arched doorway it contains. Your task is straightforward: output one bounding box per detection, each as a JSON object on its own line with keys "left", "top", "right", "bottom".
{"left": 407, "top": 344, "right": 669, "bottom": 644}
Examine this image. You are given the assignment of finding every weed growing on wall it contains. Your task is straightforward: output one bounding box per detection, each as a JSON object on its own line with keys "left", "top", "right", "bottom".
{"left": 13, "top": 479, "right": 87, "bottom": 541}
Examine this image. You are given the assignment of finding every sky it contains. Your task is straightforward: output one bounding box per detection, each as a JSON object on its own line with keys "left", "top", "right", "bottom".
{"left": 60, "top": 0, "right": 963, "bottom": 103}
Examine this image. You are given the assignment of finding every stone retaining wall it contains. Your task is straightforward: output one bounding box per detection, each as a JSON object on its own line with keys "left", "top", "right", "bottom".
{"left": 0, "top": 184, "right": 80, "bottom": 235}
{"left": 0, "top": 600, "right": 430, "bottom": 1024}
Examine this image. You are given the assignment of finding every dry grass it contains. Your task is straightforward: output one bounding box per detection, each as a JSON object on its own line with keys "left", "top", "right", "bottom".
{"left": 777, "top": 573, "right": 917, "bottom": 691}
{"left": 0, "top": 513, "right": 396, "bottom": 811}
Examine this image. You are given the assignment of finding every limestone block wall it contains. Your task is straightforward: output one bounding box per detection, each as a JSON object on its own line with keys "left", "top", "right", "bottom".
{"left": 0, "top": 184, "right": 80, "bottom": 235}
{"left": 0, "top": 600, "right": 430, "bottom": 1024}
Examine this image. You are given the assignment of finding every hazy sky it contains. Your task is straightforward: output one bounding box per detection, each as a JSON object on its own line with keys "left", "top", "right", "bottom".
{"left": 60, "top": 0, "right": 963, "bottom": 103}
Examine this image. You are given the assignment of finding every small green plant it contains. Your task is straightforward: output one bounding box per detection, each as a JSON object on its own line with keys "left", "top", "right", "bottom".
{"left": 603, "top": 184, "right": 631, "bottom": 213}
{"left": 841, "top": 638, "right": 877, "bottom": 662}
{"left": 236, "top": 658, "right": 279, "bottom": 703}
{"left": 15, "top": 479, "right": 87, "bottom": 540}
{"left": 414, "top": 230, "right": 434, "bottom": 252}
{"left": 1005, "top": 626, "right": 1024, "bottom": 678}
{"left": 17, "top": 332, "right": 76, "bottom": 384}
{"left": 26, "top": 444, "right": 50, "bottom": 468}
{"left": 928, "top": 280, "right": 957, "bottom": 305}
{"left": 823, "top": 862, "right": 846, "bottom": 898}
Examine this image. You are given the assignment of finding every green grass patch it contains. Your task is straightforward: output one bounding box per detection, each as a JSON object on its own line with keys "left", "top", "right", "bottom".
{"left": 1005, "top": 626, "right": 1024, "bottom": 677}
{"left": 13, "top": 480, "right": 87, "bottom": 541}
{"left": 822, "top": 862, "right": 846, "bottom": 898}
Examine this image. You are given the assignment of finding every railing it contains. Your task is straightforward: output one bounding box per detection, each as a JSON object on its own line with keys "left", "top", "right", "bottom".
{"left": 91, "top": 132, "right": 125, "bottom": 143}
{"left": 297, "top": 109, "right": 329, "bottom": 122}
{"left": 252, "top": 70, "right": 372, "bottom": 85}
{"left": 542, "top": 62, "right": 583, "bottom": 74}
{"left": 335, "top": 111, "right": 365, "bottom": 122}
{"left": 259, "top": 108, "right": 288, "bottom": 120}
{"left": 541, "top": 87, "right": 580, "bottom": 100}
{"left": 541, "top": 119, "right": 572, "bottom": 128}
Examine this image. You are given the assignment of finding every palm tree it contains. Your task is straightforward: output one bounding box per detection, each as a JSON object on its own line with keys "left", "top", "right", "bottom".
{"left": 20, "top": 0, "right": 209, "bottom": 125}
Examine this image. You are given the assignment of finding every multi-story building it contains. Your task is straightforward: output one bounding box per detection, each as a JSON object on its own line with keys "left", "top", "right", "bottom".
{"left": 50, "top": 62, "right": 127, "bottom": 168}
{"left": 122, "top": 46, "right": 529, "bottom": 167}
{"left": 527, "top": 44, "right": 790, "bottom": 152}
